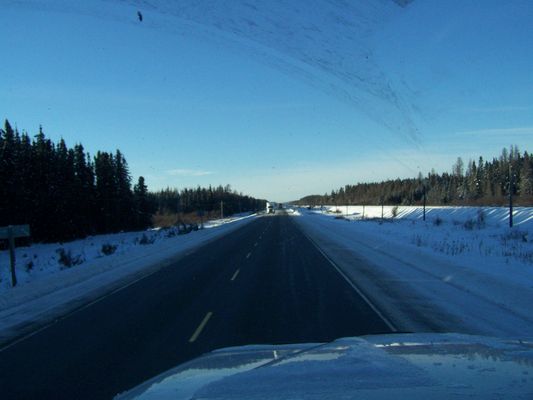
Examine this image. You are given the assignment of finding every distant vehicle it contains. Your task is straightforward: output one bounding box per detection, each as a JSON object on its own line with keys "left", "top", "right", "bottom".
{"left": 266, "top": 202, "right": 275, "bottom": 214}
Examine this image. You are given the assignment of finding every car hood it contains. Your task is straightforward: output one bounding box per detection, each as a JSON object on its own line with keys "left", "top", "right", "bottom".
{"left": 116, "top": 333, "right": 533, "bottom": 399}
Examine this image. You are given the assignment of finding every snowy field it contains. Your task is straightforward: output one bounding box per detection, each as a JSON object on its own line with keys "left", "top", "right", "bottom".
{"left": 0, "top": 213, "right": 256, "bottom": 344}
{"left": 303, "top": 205, "right": 533, "bottom": 266}
{"left": 291, "top": 205, "right": 533, "bottom": 337}
{"left": 309, "top": 204, "right": 533, "bottom": 226}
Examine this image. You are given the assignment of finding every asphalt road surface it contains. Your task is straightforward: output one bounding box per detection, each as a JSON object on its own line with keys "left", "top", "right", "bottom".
{"left": 0, "top": 213, "right": 393, "bottom": 399}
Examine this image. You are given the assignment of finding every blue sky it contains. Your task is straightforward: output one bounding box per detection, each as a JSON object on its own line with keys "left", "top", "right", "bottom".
{"left": 1, "top": 1, "right": 533, "bottom": 202}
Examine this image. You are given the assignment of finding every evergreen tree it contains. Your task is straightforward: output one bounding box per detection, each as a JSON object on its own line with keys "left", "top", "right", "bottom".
{"left": 94, "top": 151, "right": 115, "bottom": 233}
{"left": 519, "top": 152, "right": 533, "bottom": 197}
{"left": 297, "top": 146, "right": 532, "bottom": 207}
{"left": 73, "top": 144, "right": 96, "bottom": 236}
{"left": 0, "top": 120, "right": 17, "bottom": 225}
{"left": 0, "top": 120, "right": 154, "bottom": 241}
{"left": 134, "top": 176, "right": 152, "bottom": 229}
{"left": 114, "top": 150, "right": 134, "bottom": 230}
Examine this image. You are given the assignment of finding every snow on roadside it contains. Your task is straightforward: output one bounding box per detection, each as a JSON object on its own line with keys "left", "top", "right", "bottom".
{"left": 0, "top": 213, "right": 255, "bottom": 292}
{"left": 285, "top": 208, "right": 301, "bottom": 216}
{"left": 0, "top": 213, "right": 257, "bottom": 344}
{"left": 293, "top": 206, "right": 533, "bottom": 337}
{"left": 203, "top": 212, "right": 257, "bottom": 228}
{"left": 307, "top": 204, "right": 533, "bottom": 227}
{"left": 306, "top": 205, "right": 533, "bottom": 268}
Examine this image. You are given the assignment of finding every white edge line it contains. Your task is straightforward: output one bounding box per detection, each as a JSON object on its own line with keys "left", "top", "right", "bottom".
{"left": 301, "top": 231, "right": 398, "bottom": 333}
{"left": 0, "top": 259, "right": 175, "bottom": 353}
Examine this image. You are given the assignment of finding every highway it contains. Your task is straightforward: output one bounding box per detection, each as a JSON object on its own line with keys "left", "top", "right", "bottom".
{"left": 0, "top": 213, "right": 394, "bottom": 399}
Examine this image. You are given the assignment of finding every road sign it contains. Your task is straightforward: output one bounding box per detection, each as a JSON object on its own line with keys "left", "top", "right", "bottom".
{"left": 1, "top": 224, "right": 31, "bottom": 287}
{"left": 0, "top": 224, "right": 30, "bottom": 239}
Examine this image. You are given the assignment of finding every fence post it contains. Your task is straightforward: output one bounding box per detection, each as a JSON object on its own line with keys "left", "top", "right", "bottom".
{"left": 8, "top": 226, "right": 17, "bottom": 287}
{"left": 423, "top": 184, "right": 426, "bottom": 222}
{"left": 509, "top": 164, "right": 513, "bottom": 228}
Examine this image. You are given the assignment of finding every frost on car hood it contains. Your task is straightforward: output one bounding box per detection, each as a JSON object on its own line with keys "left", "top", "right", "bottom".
{"left": 116, "top": 333, "right": 533, "bottom": 399}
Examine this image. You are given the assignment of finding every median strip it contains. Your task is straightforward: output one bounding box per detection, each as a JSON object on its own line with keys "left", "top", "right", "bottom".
{"left": 189, "top": 312, "right": 213, "bottom": 343}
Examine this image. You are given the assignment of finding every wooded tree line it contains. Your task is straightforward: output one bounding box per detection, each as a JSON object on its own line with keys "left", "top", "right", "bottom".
{"left": 151, "top": 185, "right": 266, "bottom": 217}
{"left": 0, "top": 120, "right": 153, "bottom": 242}
{"left": 0, "top": 120, "right": 266, "bottom": 243}
{"left": 297, "top": 146, "right": 533, "bottom": 207}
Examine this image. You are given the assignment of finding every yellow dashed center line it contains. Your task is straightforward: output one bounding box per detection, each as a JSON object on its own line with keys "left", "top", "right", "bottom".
{"left": 189, "top": 312, "right": 213, "bottom": 343}
{"left": 230, "top": 269, "right": 240, "bottom": 281}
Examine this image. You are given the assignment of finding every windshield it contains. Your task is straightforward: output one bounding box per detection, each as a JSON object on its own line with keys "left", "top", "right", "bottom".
{"left": 1, "top": 1, "right": 532, "bottom": 399}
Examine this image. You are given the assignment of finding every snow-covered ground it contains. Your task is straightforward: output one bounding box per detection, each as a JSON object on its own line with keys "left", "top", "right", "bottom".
{"left": 306, "top": 204, "right": 533, "bottom": 226}
{"left": 0, "top": 213, "right": 256, "bottom": 345}
{"left": 0, "top": 213, "right": 255, "bottom": 291}
{"left": 292, "top": 205, "right": 533, "bottom": 337}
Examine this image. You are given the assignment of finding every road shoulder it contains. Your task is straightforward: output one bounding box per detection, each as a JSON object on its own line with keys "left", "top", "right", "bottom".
{"left": 292, "top": 211, "right": 533, "bottom": 337}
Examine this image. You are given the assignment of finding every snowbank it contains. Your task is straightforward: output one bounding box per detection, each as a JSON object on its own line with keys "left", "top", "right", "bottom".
{"left": 306, "top": 205, "right": 532, "bottom": 227}
{"left": 285, "top": 208, "right": 301, "bottom": 216}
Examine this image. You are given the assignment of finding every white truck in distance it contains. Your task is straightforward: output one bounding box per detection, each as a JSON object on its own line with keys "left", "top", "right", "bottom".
{"left": 266, "top": 202, "right": 275, "bottom": 214}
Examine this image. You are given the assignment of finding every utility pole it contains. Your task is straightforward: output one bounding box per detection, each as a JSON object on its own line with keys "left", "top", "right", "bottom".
{"left": 220, "top": 200, "right": 224, "bottom": 219}
{"left": 176, "top": 196, "right": 181, "bottom": 227}
{"left": 509, "top": 163, "right": 513, "bottom": 228}
{"left": 423, "top": 183, "right": 426, "bottom": 222}
{"left": 362, "top": 204, "right": 365, "bottom": 220}
{"left": 8, "top": 227, "right": 16, "bottom": 287}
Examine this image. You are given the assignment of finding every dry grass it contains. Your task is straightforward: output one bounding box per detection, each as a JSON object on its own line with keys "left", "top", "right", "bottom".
{"left": 152, "top": 211, "right": 226, "bottom": 228}
{"left": 151, "top": 212, "right": 179, "bottom": 228}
